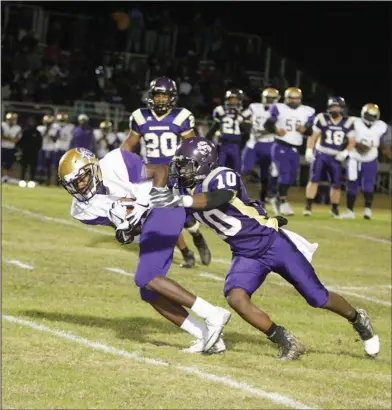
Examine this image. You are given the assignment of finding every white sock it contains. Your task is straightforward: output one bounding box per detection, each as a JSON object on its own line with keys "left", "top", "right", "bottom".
{"left": 180, "top": 314, "right": 207, "bottom": 339}
{"left": 190, "top": 297, "right": 216, "bottom": 319}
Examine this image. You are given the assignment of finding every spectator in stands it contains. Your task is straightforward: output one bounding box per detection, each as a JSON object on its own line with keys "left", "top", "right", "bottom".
{"left": 71, "top": 114, "right": 95, "bottom": 153}
{"left": 18, "top": 116, "right": 42, "bottom": 182}
{"left": 127, "top": 6, "right": 144, "bottom": 53}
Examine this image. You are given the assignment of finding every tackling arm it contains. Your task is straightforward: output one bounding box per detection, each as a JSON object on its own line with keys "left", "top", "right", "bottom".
{"left": 184, "top": 189, "right": 236, "bottom": 211}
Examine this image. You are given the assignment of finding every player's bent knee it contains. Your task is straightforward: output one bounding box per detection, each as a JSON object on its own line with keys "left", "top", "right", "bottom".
{"left": 226, "top": 288, "right": 250, "bottom": 310}
{"left": 306, "top": 288, "right": 329, "bottom": 308}
{"left": 139, "top": 287, "right": 159, "bottom": 303}
{"left": 185, "top": 220, "right": 200, "bottom": 233}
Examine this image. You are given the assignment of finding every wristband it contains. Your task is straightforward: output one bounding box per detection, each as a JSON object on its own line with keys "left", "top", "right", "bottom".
{"left": 182, "top": 195, "right": 194, "bottom": 208}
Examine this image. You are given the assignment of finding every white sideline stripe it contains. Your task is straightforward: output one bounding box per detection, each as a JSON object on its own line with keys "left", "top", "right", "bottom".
{"left": 319, "top": 226, "right": 392, "bottom": 245}
{"left": 200, "top": 272, "right": 224, "bottom": 281}
{"left": 3, "top": 205, "right": 112, "bottom": 237}
{"left": 2, "top": 315, "right": 316, "bottom": 410}
{"left": 3, "top": 259, "right": 34, "bottom": 270}
{"left": 105, "top": 267, "right": 133, "bottom": 277}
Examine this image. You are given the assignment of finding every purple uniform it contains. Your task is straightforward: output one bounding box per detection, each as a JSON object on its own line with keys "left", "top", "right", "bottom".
{"left": 213, "top": 105, "right": 252, "bottom": 173}
{"left": 311, "top": 113, "right": 355, "bottom": 188}
{"left": 130, "top": 107, "right": 195, "bottom": 165}
{"left": 71, "top": 126, "right": 95, "bottom": 152}
{"left": 71, "top": 148, "right": 185, "bottom": 302}
{"left": 182, "top": 166, "right": 328, "bottom": 307}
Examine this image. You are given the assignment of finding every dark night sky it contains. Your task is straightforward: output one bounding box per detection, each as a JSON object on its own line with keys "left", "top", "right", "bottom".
{"left": 11, "top": 1, "right": 392, "bottom": 118}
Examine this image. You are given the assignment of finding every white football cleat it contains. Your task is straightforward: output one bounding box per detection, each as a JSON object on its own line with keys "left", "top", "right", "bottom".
{"left": 352, "top": 309, "right": 380, "bottom": 357}
{"left": 280, "top": 202, "right": 295, "bottom": 216}
{"left": 303, "top": 209, "right": 312, "bottom": 216}
{"left": 363, "top": 207, "right": 372, "bottom": 220}
{"left": 339, "top": 209, "right": 356, "bottom": 219}
{"left": 182, "top": 337, "right": 226, "bottom": 354}
{"left": 269, "top": 197, "right": 280, "bottom": 216}
{"left": 203, "top": 307, "right": 231, "bottom": 352}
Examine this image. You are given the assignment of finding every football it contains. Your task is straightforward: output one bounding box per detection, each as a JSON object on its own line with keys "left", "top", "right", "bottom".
{"left": 119, "top": 198, "right": 142, "bottom": 236}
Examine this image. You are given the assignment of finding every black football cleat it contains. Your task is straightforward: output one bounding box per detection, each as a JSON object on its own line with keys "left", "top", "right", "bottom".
{"left": 180, "top": 250, "right": 195, "bottom": 269}
{"left": 271, "top": 328, "right": 306, "bottom": 361}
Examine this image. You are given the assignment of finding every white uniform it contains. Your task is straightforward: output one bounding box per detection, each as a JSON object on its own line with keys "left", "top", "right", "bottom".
{"left": 70, "top": 148, "right": 151, "bottom": 229}
{"left": 37, "top": 124, "right": 61, "bottom": 152}
{"left": 270, "top": 103, "right": 315, "bottom": 146}
{"left": 350, "top": 118, "right": 388, "bottom": 162}
{"left": 93, "top": 129, "right": 119, "bottom": 159}
{"left": 247, "top": 103, "right": 276, "bottom": 148}
{"left": 1, "top": 122, "right": 22, "bottom": 149}
{"left": 56, "top": 123, "right": 74, "bottom": 153}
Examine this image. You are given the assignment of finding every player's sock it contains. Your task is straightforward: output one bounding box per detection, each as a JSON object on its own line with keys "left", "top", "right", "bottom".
{"left": 265, "top": 322, "right": 286, "bottom": 343}
{"left": 348, "top": 310, "right": 359, "bottom": 323}
{"left": 192, "top": 232, "right": 205, "bottom": 248}
{"left": 180, "top": 314, "right": 207, "bottom": 339}
{"left": 305, "top": 198, "right": 313, "bottom": 211}
{"left": 191, "top": 297, "right": 217, "bottom": 319}
{"left": 364, "top": 192, "right": 373, "bottom": 208}
{"left": 180, "top": 247, "right": 192, "bottom": 257}
{"left": 331, "top": 203, "right": 339, "bottom": 214}
{"left": 347, "top": 193, "right": 356, "bottom": 211}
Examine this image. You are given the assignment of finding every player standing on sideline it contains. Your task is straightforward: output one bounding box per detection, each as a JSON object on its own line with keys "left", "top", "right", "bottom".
{"left": 264, "top": 87, "right": 315, "bottom": 216}
{"left": 241, "top": 88, "right": 280, "bottom": 207}
{"left": 303, "top": 97, "right": 356, "bottom": 217}
{"left": 149, "top": 137, "right": 380, "bottom": 360}
{"left": 1, "top": 112, "right": 22, "bottom": 183}
{"left": 205, "top": 88, "right": 252, "bottom": 173}
{"left": 122, "top": 76, "right": 212, "bottom": 268}
{"left": 340, "top": 104, "right": 391, "bottom": 219}
{"left": 58, "top": 147, "right": 230, "bottom": 354}
{"left": 55, "top": 113, "right": 74, "bottom": 171}
{"left": 37, "top": 115, "right": 60, "bottom": 186}
{"left": 94, "top": 121, "right": 119, "bottom": 159}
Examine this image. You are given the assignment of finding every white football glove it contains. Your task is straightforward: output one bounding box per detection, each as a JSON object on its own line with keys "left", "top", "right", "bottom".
{"left": 305, "top": 148, "right": 315, "bottom": 164}
{"left": 108, "top": 200, "right": 134, "bottom": 228}
{"left": 335, "top": 149, "right": 349, "bottom": 162}
{"left": 150, "top": 187, "right": 184, "bottom": 208}
{"left": 126, "top": 194, "right": 151, "bottom": 228}
{"left": 115, "top": 221, "right": 135, "bottom": 245}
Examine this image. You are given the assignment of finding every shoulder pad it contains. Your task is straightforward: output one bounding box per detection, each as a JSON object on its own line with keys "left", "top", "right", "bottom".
{"left": 172, "top": 108, "right": 192, "bottom": 126}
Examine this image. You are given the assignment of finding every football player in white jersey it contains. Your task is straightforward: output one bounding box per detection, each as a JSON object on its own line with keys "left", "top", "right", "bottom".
{"left": 242, "top": 88, "right": 280, "bottom": 207}
{"left": 55, "top": 113, "right": 74, "bottom": 170}
{"left": 94, "top": 121, "right": 119, "bottom": 159}
{"left": 264, "top": 87, "right": 315, "bottom": 216}
{"left": 37, "top": 115, "right": 61, "bottom": 185}
{"left": 340, "top": 104, "right": 391, "bottom": 220}
{"left": 57, "top": 147, "right": 230, "bottom": 354}
{"left": 1, "top": 112, "right": 22, "bottom": 182}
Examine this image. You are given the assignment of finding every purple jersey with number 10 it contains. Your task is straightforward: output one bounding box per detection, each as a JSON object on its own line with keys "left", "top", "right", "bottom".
{"left": 182, "top": 167, "right": 278, "bottom": 257}
{"left": 130, "top": 107, "right": 195, "bottom": 165}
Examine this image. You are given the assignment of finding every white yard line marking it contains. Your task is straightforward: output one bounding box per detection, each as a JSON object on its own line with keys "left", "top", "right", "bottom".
{"left": 3, "top": 205, "right": 112, "bottom": 236}
{"left": 105, "top": 267, "right": 133, "bottom": 277}
{"left": 199, "top": 272, "right": 224, "bottom": 281}
{"left": 3, "top": 259, "right": 34, "bottom": 270}
{"left": 319, "top": 226, "right": 392, "bottom": 245}
{"left": 3, "top": 314, "right": 316, "bottom": 410}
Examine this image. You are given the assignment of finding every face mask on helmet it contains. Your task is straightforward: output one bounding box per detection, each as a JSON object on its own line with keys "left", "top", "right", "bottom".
{"left": 60, "top": 163, "right": 102, "bottom": 204}
{"left": 362, "top": 112, "right": 377, "bottom": 125}
{"left": 152, "top": 91, "right": 171, "bottom": 115}
{"left": 225, "top": 96, "right": 242, "bottom": 111}
{"left": 169, "top": 158, "right": 200, "bottom": 189}
{"left": 328, "top": 105, "right": 343, "bottom": 119}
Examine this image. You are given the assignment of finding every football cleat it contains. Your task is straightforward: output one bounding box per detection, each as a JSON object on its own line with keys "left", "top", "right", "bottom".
{"left": 352, "top": 309, "right": 380, "bottom": 357}
{"left": 330, "top": 209, "right": 340, "bottom": 218}
{"left": 363, "top": 207, "right": 372, "bottom": 220}
{"left": 275, "top": 329, "right": 306, "bottom": 361}
{"left": 339, "top": 209, "right": 356, "bottom": 219}
{"left": 180, "top": 251, "right": 195, "bottom": 268}
{"left": 280, "top": 202, "right": 295, "bottom": 216}
{"left": 303, "top": 209, "right": 312, "bottom": 216}
{"left": 269, "top": 197, "right": 280, "bottom": 216}
{"left": 203, "top": 307, "right": 231, "bottom": 352}
{"left": 196, "top": 243, "right": 211, "bottom": 266}
{"left": 182, "top": 337, "right": 226, "bottom": 354}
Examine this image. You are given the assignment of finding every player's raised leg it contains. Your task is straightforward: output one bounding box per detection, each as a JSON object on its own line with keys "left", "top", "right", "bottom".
{"left": 184, "top": 216, "right": 211, "bottom": 266}
{"left": 224, "top": 256, "right": 306, "bottom": 360}
{"left": 135, "top": 207, "right": 231, "bottom": 352}
{"left": 269, "top": 231, "right": 380, "bottom": 357}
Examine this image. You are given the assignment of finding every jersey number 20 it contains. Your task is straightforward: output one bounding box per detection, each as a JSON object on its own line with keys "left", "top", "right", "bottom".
{"left": 144, "top": 132, "right": 178, "bottom": 157}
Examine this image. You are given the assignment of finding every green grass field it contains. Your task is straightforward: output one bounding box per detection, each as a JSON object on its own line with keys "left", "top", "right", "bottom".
{"left": 2, "top": 184, "right": 391, "bottom": 409}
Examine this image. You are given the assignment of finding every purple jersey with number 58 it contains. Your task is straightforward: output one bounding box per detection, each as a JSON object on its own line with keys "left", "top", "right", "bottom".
{"left": 130, "top": 107, "right": 195, "bottom": 165}
{"left": 182, "top": 167, "right": 278, "bottom": 257}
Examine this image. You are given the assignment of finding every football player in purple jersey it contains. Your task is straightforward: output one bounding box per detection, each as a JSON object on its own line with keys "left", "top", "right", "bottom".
{"left": 122, "top": 77, "right": 211, "bottom": 269}
{"left": 148, "top": 136, "right": 380, "bottom": 361}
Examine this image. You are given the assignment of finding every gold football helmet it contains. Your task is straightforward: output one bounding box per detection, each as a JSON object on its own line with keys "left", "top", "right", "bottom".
{"left": 56, "top": 113, "right": 69, "bottom": 123}
{"left": 284, "top": 87, "right": 302, "bottom": 108}
{"left": 361, "top": 103, "right": 380, "bottom": 125}
{"left": 99, "top": 121, "right": 113, "bottom": 132}
{"left": 5, "top": 112, "right": 18, "bottom": 125}
{"left": 261, "top": 88, "right": 280, "bottom": 105}
{"left": 58, "top": 148, "right": 103, "bottom": 203}
{"left": 43, "top": 115, "right": 55, "bottom": 125}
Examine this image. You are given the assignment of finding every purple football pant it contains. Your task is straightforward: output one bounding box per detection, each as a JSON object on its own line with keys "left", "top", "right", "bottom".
{"left": 346, "top": 159, "right": 378, "bottom": 195}
{"left": 271, "top": 142, "right": 300, "bottom": 185}
{"left": 218, "top": 143, "right": 241, "bottom": 173}
{"left": 135, "top": 207, "right": 185, "bottom": 302}
{"left": 1, "top": 148, "right": 16, "bottom": 170}
{"left": 224, "top": 230, "right": 329, "bottom": 308}
{"left": 241, "top": 142, "right": 273, "bottom": 179}
{"left": 310, "top": 152, "right": 342, "bottom": 188}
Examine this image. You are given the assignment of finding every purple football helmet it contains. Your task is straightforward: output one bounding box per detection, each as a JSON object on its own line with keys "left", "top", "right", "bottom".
{"left": 169, "top": 137, "right": 218, "bottom": 188}
{"left": 147, "top": 77, "right": 178, "bottom": 115}
{"left": 327, "top": 96, "right": 346, "bottom": 118}
{"left": 224, "top": 88, "right": 244, "bottom": 112}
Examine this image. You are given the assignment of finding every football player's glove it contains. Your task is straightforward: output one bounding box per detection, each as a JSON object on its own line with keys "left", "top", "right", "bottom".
{"left": 150, "top": 187, "right": 184, "bottom": 208}
{"left": 115, "top": 221, "right": 135, "bottom": 245}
